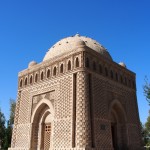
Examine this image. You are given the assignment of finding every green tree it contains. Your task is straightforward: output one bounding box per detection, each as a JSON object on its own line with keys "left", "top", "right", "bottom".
{"left": 3, "top": 99, "right": 16, "bottom": 149}
{"left": 145, "top": 111, "right": 150, "bottom": 146}
{"left": 142, "top": 111, "right": 150, "bottom": 147}
{"left": 145, "top": 111, "right": 150, "bottom": 132}
{"left": 143, "top": 77, "right": 150, "bottom": 147}
{"left": 144, "top": 77, "right": 150, "bottom": 105}
{"left": 9, "top": 99, "right": 16, "bottom": 126}
{"left": 141, "top": 122, "right": 146, "bottom": 145}
{"left": 3, "top": 121, "right": 11, "bottom": 149}
{"left": 0, "top": 109, "right": 6, "bottom": 149}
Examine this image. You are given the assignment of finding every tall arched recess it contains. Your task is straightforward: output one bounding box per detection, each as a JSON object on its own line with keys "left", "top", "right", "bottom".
{"left": 109, "top": 100, "right": 127, "bottom": 150}
{"left": 30, "top": 99, "right": 54, "bottom": 150}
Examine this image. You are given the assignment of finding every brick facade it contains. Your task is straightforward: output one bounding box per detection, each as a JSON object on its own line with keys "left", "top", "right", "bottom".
{"left": 9, "top": 35, "right": 143, "bottom": 150}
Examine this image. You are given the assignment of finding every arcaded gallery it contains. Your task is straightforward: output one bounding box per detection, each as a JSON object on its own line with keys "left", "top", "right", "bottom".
{"left": 9, "top": 34, "right": 143, "bottom": 150}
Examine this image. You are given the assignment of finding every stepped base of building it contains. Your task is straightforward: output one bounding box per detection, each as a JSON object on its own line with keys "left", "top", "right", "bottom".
{"left": 8, "top": 147, "right": 144, "bottom": 150}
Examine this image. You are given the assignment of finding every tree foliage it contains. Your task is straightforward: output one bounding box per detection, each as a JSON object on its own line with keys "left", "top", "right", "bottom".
{"left": 143, "top": 77, "right": 150, "bottom": 147}
{"left": 145, "top": 111, "right": 150, "bottom": 131}
{"left": 0, "top": 99, "right": 16, "bottom": 149}
{"left": 9, "top": 99, "right": 16, "bottom": 126}
{"left": 0, "top": 109, "right": 6, "bottom": 149}
{"left": 144, "top": 77, "right": 150, "bottom": 105}
{"left": 5, "top": 99, "right": 16, "bottom": 149}
{"left": 142, "top": 111, "right": 150, "bottom": 146}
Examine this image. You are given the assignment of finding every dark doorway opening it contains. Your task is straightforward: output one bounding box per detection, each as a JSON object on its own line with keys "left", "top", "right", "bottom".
{"left": 111, "top": 123, "right": 117, "bottom": 149}
{"left": 110, "top": 101, "right": 127, "bottom": 149}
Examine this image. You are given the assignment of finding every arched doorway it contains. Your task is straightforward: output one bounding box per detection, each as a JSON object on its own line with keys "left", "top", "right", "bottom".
{"left": 110, "top": 110, "right": 118, "bottom": 149}
{"left": 30, "top": 99, "right": 54, "bottom": 150}
{"left": 109, "top": 100, "right": 127, "bottom": 150}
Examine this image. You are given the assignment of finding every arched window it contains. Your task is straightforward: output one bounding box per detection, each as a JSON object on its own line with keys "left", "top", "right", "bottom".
{"left": 25, "top": 77, "right": 28, "bottom": 86}
{"left": 75, "top": 57, "right": 79, "bottom": 68}
{"left": 41, "top": 72, "right": 44, "bottom": 80}
{"left": 110, "top": 70, "right": 113, "bottom": 79}
{"left": 85, "top": 58, "right": 90, "bottom": 68}
{"left": 60, "top": 64, "right": 63, "bottom": 73}
{"left": 132, "top": 81, "right": 135, "bottom": 88}
{"left": 116, "top": 73, "right": 118, "bottom": 81}
{"left": 99, "top": 64, "right": 102, "bottom": 73}
{"left": 93, "top": 61, "right": 96, "bottom": 71}
{"left": 30, "top": 76, "right": 33, "bottom": 84}
{"left": 128, "top": 79, "right": 131, "bottom": 87}
{"left": 105, "top": 67, "right": 108, "bottom": 76}
{"left": 20, "top": 79, "right": 23, "bottom": 88}
{"left": 68, "top": 60, "right": 71, "bottom": 70}
{"left": 35, "top": 74, "right": 38, "bottom": 83}
{"left": 120, "top": 75, "right": 123, "bottom": 83}
{"left": 125, "top": 77, "right": 127, "bottom": 85}
{"left": 47, "top": 69, "right": 50, "bottom": 78}
{"left": 53, "top": 67, "right": 57, "bottom": 76}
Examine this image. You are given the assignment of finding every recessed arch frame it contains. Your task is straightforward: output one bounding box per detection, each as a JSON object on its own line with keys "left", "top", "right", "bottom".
{"left": 30, "top": 98, "right": 54, "bottom": 149}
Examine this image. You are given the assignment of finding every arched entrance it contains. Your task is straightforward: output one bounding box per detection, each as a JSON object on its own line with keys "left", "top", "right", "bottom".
{"left": 109, "top": 100, "right": 127, "bottom": 150}
{"left": 30, "top": 99, "right": 54, "bottom": 150}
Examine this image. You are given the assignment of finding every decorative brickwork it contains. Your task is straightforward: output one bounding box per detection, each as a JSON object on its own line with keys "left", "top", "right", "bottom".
{"left": 92, "top": 76, "right": 107, "bottom": 119}
{"left": 94, "top": 119, "right": 112, "bottom": 149}
{"left": 126, "top": 92, "right": 140, "bottom": 124}
{"left": 56, "top": 76, "right": 72, "bottom": 119}
{"left": 76, "top": 71, "right": 91, "bottom": 148}
{"left": 9, "top": 35, "right": 143, "bottom": 150}
{"left": 11, "top": 91, "right": 21, "bottom": 148}
{"left": 127, "top": 124, "right": 141, "bottom": 148}
{"left": 18, "top": 90, "right": 30, "bottom": 123}
{"left": 53, "top": 119, "right": 72, "bottom": 148}
{"left": 15, "top": 124, "right": 31, "bottom": 148}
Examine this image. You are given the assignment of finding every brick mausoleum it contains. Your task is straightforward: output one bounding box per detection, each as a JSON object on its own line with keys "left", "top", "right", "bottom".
{"left": 9, "top": 34, "right": 143, "bottom": 150}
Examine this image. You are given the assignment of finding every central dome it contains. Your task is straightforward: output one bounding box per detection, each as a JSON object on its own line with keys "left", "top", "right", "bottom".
{"left": 43, "top": 34, "right": 112, "bottom": 61}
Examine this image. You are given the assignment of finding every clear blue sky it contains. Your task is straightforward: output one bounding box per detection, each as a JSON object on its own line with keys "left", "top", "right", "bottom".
{"left": 0, "top": 0, "right": 150, "bottom": 123}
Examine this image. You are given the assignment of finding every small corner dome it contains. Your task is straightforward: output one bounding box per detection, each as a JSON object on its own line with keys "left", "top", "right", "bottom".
{"left": 119, "top": 62, "right": 126, "bottom": 68}
{"left": 43, "top": 34, "right": 112, "bottom": 61}
{"left": 28, "top": 61, "right": 37, "bottom": 68}
{"left": 75, "top": 39, "right": 86, "bottom": 46}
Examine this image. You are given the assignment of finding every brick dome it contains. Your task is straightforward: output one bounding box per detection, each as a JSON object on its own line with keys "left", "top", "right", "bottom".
{"left": 43, "top": 34, "right": 112, "bottom": 61}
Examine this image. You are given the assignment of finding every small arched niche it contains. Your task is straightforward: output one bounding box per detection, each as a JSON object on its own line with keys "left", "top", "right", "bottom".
{"left": 93, "top": 61, "right": 96, "bottom": 71}
{"left": 75, "top": 57, "right": 79, "bottom": 68}
{"left": 85, "top": 57, "right": 90, "bottom": 68}
{"left": 24, "top": 77, "right": 28, "bottom": 86}
{"left": 53, "top": 67, "right": 57, "bottom": 76}
{"left": 47, "top": 69, "right": 50, "bottom": 78}
{"left": 60, "top": 64, "right": 64, "bottom": 73}
{"left": 41, "top": 72, "right": 44, "bottom": 80}
{"left": 67, "top": 60, "right": 71, "bottom": 71}
{"left": 35, "top": 73, "right": 38, "bottom": 83}
{"left": 30, "top": 75, "right": 33, "bottom": 84}
{"left": 20, "top": 79, "right": 23, "bottom": 88}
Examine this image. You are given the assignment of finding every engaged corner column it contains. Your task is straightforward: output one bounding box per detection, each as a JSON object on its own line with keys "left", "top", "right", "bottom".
{"left": 76, "top": 71, "right": 91, "bottom": 148}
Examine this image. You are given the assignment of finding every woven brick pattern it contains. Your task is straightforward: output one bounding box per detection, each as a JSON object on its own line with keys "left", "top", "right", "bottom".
{"left": 11, "top": 91, "right": 21, "bottom": 148}
{"left": 53, "top": 119, "right": 71, "bottom": 148}
{"left": 128, "top": 124, "right": 141, "bottom": 147}
{"left": 56, "top": 76, "right": 72, "bottom": 119}
{"left": 15, "top": 124, "right": 31, "bottom": 148}
{"left": 18, "top": 90, "right": 30, "bottom": 123}
{"left": 126, "top": 93, "right": 139, "bottom": 124}
{"left": 93, "top": 76, "right": 107, "bottom": 119}
{"left": 94, "top": 119, "right": 112, "bottom": 148}
{"left": 76, "top": 71, "right": 91, "bottom": 148}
